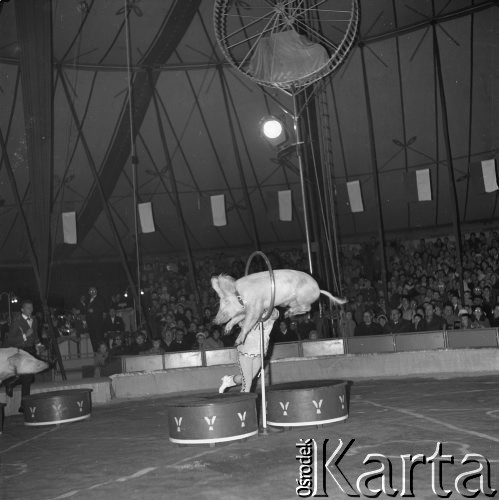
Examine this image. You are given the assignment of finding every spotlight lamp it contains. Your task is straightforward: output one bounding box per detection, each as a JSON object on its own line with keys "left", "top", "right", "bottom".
{"left": 260, "top": 116, "right": 287, "bottom": 147}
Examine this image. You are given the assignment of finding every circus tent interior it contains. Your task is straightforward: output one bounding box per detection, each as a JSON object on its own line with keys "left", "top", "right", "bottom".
{"left": 0, "top": 0, "right": 497, "bottom": 304}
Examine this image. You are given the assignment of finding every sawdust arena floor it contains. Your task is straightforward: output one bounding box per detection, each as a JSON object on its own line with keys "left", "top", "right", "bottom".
{"left": 2, "top": 375, "right": 499, "bottom": 500}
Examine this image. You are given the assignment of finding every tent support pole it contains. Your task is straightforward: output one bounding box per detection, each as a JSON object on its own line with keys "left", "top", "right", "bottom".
{"left": 218, "top": 67, "right": 261, "bottom": 250}
{"left": 292, "top": 91, "right": 314, "bottom": 274}
{"left": 360, "top": 44, "right": 389, "bottom": 300}
{"left": 432, "top": 25, "right": 465, "bottom": 301}
{"left": 57, "top": 65, "right": 143, "bottom": 315}
{"left": 124, "top": 0, "right": 143, "bottom": 328}
{"left": 147, "top": 70, "right": 202, "bottom": 316}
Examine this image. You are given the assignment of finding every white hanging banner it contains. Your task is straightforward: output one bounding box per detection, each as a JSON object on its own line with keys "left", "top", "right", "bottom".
{"left": 346, "top": 180, "right": 364, "bottom": 213}
{"left": 278, "top": 190, "right": 292, "bottom": 221}
{"left": 138, "top": 202, "right": 156, "bottom": 233}
{"left": 481, "top": 159, "right": 498, "bottom": 193}
{"left": 210, "top": 194, "right": 227, "bottom": 227}
{"left": 416, "top": 168, "right": 432, "bottom": 201}
{"left": 62, "top": 211, "right": 77, "bottom": 244}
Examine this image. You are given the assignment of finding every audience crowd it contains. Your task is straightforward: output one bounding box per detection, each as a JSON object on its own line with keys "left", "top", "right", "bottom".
{"left": 3, "top": 230, "right": 499, "bottom": 371}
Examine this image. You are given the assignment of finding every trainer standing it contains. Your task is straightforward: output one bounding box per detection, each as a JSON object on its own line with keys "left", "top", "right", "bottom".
{"left": 85, "top": 286, "right": 106, "bottom": 352}
{"left": 4, "top": 299, "right": 40, "bottom": 412}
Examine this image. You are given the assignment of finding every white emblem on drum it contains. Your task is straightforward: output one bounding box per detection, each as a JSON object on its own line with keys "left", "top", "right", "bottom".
{"left": 237, "top": 411, "right": 247, "bottom": 428}
{"left": 339, "top": 395, "right": 345, "bottom": 410}
{"left": 77, "top": 401, "right": 84, "bottom": 413}
{"left": 204, "top": 416, "right": 216, "bottom": 431}
{"left": 52, "top": 403, "right": 62, "bottom": 417}
{"left": 174, "top": 416, "right": 183, "bottom": 432}
{"left": 312, "top": 399, "right": 323, "bottom": 415}
{"left": 280, "top": 401, "right": 290, "bottom": 416}
{"left": 29, "top": 406, "right": 36, "bottom": 418}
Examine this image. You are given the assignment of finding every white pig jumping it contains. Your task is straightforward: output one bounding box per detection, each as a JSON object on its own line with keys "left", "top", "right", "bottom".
{"left": 212, "top": 269, "right": 346, "bottom": 346}
{"left": 0, "top": 348, "right": 49, "bottom": 384}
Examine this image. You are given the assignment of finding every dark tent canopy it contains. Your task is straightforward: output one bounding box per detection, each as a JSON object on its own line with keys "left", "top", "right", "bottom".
{"left": 0, "top": 0, "right": 498, "bottom": 300}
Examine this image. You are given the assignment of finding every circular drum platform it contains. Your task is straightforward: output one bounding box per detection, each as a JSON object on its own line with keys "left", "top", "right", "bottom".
{"left": 166, "top": 392, "right": 258, "bottom": 445}
{"left": 267, "top": 380, "right": 348, "bottom": 427}
{"left": 22, "top": 389, "right": 93, "bottom": 426}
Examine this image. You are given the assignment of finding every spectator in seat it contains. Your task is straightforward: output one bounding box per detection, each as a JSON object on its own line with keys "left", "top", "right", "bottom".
{"left": 104, "top": 308, "right": 125, "bottom": 335}
{"left": 352, "top": 294, "right": 367, "bottom": 325}
{"left": 128, "top": 332, "right": 150, "bottom": 355}
{"left": 171, "top": 328, "right": 190, "bottom": 351}
{"left": 146, "top": 337, "right": 166, "bottom": 355}
{"left": 377, "top": 314, "right": 388, "bottom": 330}
{"left": 195, "top": 332, "right": 207, "bottom": 350}
{"left": 338, "top": 310, "right": 356, "bottom": 338}
{"left": 471, "top": 306, "right": 490, "bottom": 329}
{"left": 204, "top": 328, "right": 224, "bottom": 349}
{"left": 202, "top": 307, "right": 212, "bottom": 325}
{"left": 412, "top": 313, "right": 423, "bottom": 331}
{"left": 481, "top": 286, "right": 493, "bottom": 320}
{"left": 384, "top": 308, "right": 412, "bottom": 334}
{"left": 297, "top": 315, "right": 315, "bottom": 339}
{"left": 272, "top": 320, "right": 298, "bottom": 343}
{"left": 109, "top": 335, "right": 127, "bottom": 358}
{"left": 450, "top": 294, "right": 461, "bottom": 316}
{"left": 490, "top": 305, "right": 499, "bottom": 327}
{"left": 419, "top": 303, "right": 446, "bottom": 331}
{"left": 308, "top": 330, "right": 319, "bottom": 340}
{"left": 161, "top": 328, "right": 176, "bottom": 352}
{"left": 354, "top": 311, "right": 383, "bottom": 336}
{"left": 459, "top": 313, "right": 472, "bottom": 330}
{"left": 399, "top": 297, "right": 413, "bottom": 322}
{"left": 94, "top": 342, "right": 109, "bottom": 377}
{"left": 442, "top": 304, "right": 459, "bottom": 330}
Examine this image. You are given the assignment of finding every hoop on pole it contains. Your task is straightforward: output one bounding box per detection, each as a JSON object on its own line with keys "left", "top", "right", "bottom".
{"left": 245, "top": 251, "right": 275, "bottom": 434}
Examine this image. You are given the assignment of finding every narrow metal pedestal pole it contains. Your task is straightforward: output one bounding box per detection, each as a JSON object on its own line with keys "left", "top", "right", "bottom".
{"left": 259, "top": 320, "right": 268, "bottom": 435}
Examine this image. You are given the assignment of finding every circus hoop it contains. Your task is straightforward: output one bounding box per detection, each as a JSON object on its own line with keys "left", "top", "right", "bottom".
{"left": 245, "top": 250, "right": 275, "bottom": 434}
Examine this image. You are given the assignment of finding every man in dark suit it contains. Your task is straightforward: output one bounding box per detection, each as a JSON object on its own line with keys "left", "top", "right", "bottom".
{"left": 354, "top": 310, "right": 383, "bottom": 336}
{"left": 3, "top": 299, "right": 40, "bottom": 412}
{"left": 85, "top": 287, "right": 106, "bottom": 352}
{"left": 384, "top": 308, "right": 413, "bottom": 334}
{"left": 103, "top": 308, "right": 125, "bottom": 335}
{"left": 272, "top": 320, "right": 298, "bottom": 343}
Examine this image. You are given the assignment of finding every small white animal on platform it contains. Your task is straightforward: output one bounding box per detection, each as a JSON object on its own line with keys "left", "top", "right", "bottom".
{"left": 211, "top": 269, "right": 346, "bottom": 345}
{"left": 0, "top": 348, "right": 49, "bottom": 384}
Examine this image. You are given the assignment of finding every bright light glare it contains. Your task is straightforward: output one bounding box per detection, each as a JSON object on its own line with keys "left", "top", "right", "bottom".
{"left": 262, "top": 119, "right": 283, "bottom": 139}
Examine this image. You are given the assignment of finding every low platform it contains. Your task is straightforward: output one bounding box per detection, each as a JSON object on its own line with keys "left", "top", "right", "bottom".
{"left": 23, "top": 389, "right": 93, "bottom": 426}
{"left": 1, "top": 378, "right": 111, "bottom": 417}
{"left": 166, "top": 392, "right": 258, "bottom": 445}
{"left": 267, "top": 380, "right": 348, "bottom": 427}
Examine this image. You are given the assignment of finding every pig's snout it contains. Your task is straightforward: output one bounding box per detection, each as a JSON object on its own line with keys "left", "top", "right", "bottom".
{"left": 16, "top": 353, "right": 49, "bottom": 375}
{"left": 213, "top": 311, "right": 229, "bottom": 325}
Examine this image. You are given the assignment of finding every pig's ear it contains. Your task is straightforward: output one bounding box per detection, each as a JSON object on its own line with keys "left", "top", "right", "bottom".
{"left": 211, "top": 276, "right": 223, "bottom": 298}
{"left": 211, "top": 274, "right": 236, "bottom": 298}
{"left": 217, "top": 275, "right": 237, "bottom": 297}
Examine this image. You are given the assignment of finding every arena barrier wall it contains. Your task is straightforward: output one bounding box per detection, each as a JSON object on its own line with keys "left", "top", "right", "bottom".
{"left": 4, "top": 329, "right": 499, "bottom": 416}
